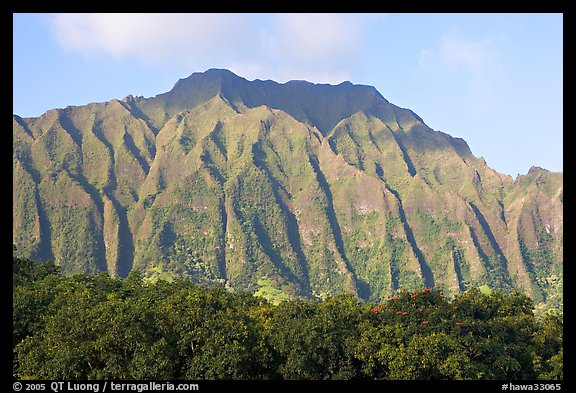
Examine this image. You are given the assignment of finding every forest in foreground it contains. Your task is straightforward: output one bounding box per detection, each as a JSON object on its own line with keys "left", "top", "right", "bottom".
{"left": 13, "top": 253, "right": 562, "bottom": 380}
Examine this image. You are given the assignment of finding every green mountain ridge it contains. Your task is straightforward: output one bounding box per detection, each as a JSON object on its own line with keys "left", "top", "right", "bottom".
{"left": 13, "top": 69, "right": 562, "bottom": 311}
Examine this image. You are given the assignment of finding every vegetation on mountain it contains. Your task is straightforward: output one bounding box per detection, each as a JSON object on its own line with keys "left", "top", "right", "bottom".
{"left": 13, "top": 253, "right": 562, "bottom": 380}
{"left": 13, "top": 69, "right": 562, "bottom": 313}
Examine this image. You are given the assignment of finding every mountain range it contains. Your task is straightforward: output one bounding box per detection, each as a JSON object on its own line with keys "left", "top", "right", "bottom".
{"left": 12, "top": 69, "right": 563, "bottom": 311}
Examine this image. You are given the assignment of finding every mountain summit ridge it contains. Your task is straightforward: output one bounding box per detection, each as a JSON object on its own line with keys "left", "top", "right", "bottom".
{"left": 13, "top": 69, "right": 562, "bottom": 312}
{"left": 125, "top": 68, "right": 433, "bottom": 137}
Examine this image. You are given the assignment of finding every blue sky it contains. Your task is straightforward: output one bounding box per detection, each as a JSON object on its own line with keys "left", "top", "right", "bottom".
{"left": 13, "top": 13, "right": 563, "bottom": 177}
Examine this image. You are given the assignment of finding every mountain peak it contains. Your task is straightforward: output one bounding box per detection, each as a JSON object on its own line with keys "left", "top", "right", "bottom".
{"left": 145, "top": 68, "right": 397, "bottom": 135}
{"left": 527, "top": 166, "right": 551, "bottom": 175}
{"left": 204, "top": 67, "right": 240, "bottom": 76}
{"left": 175, "top": 68, "right": 246, "bottom": 87}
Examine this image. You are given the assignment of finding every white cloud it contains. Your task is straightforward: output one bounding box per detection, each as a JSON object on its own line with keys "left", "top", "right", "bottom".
{"left": 257, "top": 13, "right": 367, "bottom": 83}
{"left": 48, "top": 13, "right": 374, "bottom": 84}
{"left": 440, "top": 33, "right": 496, "bottom": 74}
{"left": 273, "top": 13, "right": 363, "bottom": 62}
{"left": 49, "top": 13, "right": 257, "bottom": 68}
{"left": 418, "top": 48, "right": 434, "bottom": 69}
{"left": 418, "top": 29, "right": 499, "bottom": 78}
{"left": 416, "top": 28, "right": 503, "bottom": 111}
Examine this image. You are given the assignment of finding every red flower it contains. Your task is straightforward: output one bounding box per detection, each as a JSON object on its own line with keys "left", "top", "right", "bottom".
{"left": 423, "top": 288, "right": 432, "bottom": 293}
{"left": 371, "top": 308, "right": 379, "bottom": 314}
{"left": 402, "top": 312, "right": 408, "bottom": 315}
{"left": 393, "top": 297, "right": 398, "bottom": 302}
{"left": 411, "top": 294, "right": 418, "bottom": 299}
{"left": 422, "top": 321, "right": 429, "bottom": 325}
{"left": 456, "top": 322, "right": 462, "bottom": 327}
{"left": 395, "top": 311, "right": 403, "bottom": 315}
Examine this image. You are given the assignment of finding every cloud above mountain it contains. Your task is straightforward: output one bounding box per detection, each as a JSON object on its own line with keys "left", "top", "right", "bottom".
{"left": 48, "top": 13, "right": 376, "bottom": 85}
{"left": 49, "top": 14, "right": 256, "bottom": 65}
{"left": 418, "top": 28, "right": 500, "bottom": 82}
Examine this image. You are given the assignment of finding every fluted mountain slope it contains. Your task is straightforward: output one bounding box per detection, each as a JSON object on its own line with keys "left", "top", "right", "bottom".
{"left": 13, "top": 69, "right": 562, "bottom": 310}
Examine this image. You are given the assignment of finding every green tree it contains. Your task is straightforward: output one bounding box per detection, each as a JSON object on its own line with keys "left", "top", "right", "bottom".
{"left": 13, "top": 252, "right": 562, "bottom": 381}
{"left": 531, "top": 311, "right": 563, "bottom": 380}
{"left": 155, "top": 285, "right": 272, "bottom": 379}
{"left": 267, "top": 294, "right": 363, "bottom": 379}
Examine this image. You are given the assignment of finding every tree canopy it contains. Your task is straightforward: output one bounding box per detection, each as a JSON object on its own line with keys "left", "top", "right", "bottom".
{"left": 13, "top": 254, "right": 562, "bottom": 380}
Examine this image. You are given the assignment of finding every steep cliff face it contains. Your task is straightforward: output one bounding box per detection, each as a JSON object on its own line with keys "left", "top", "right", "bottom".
{"left": 13, "top": 69, "right": 562, "bottom": 309}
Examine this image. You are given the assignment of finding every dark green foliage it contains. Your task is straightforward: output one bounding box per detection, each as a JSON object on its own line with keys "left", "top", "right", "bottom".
{"left": 266, "top": 294, "right": 363, "bottom": 379}
{"left": 13, "top": 255, "right": 562, "bottom": 380}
